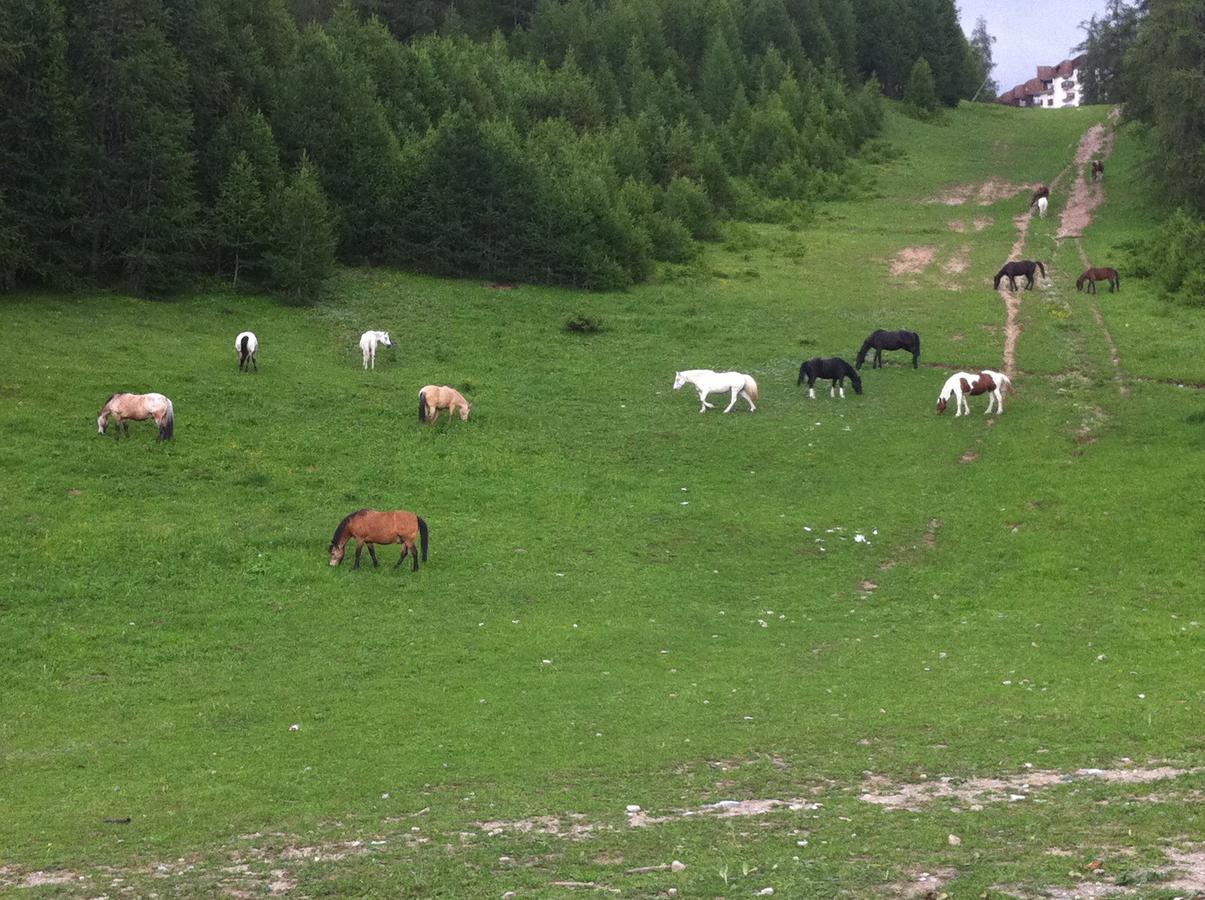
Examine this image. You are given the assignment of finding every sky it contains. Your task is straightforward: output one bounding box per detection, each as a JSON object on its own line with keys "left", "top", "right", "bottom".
{"left": 956, "top": 0, "right": 1113, "bottom": 94}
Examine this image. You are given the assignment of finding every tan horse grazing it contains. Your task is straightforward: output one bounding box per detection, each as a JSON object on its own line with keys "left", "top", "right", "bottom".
{"left": 97, "top": 392, "right": 174, "bottom": 440}
{"left": 418, "top": 385, "right": 471, "bottom": 424}
{"left": 1077, "top": 267, "right": 1120, "bottom": 293}
{"left": 329, "top": 508, "right": 429, "bottom": 571}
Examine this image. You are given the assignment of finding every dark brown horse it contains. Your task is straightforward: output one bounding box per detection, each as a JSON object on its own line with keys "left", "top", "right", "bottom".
{"left": 1029, "top": 184, "right": 1049, "bottom": 208}
{"left": 1077, "top": 267, "right": 1120, "bottom": 293}
{"left": 329, "top": 509, "right": 429, "bottom": 571}
{"left": 994, "top": 260, "right": 1046, "bottom": 291}
{"left": 1091, "top": 160, "right": 1104, "bottom": 182}
{"left": 856, "top": 330, "right": 921, "bottom": 370}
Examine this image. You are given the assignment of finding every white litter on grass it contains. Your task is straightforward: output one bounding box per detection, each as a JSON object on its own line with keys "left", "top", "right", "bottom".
{"left": 804, "top": 526, "right": 812, "bottom": 532}
{"left": 289, "top": 724, "right": 300, "bottom": 732}
{"left": 854, "top": 534, "right": 868, "bottom": 544}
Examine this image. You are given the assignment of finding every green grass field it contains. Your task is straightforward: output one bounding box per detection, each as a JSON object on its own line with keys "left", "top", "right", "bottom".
{"left": 2, "top": 103, "right": 1202, "bottom": 898}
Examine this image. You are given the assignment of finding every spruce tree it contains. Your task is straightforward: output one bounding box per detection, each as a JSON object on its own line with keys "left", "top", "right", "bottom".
{"left": 264, "top": 154, "right": 336, "bottom": 303}
{"left": 903, "top": 57, "right": 939, "bottom": 118}
{"left": 210, "top": 151, "right": 266, "bottom": 288}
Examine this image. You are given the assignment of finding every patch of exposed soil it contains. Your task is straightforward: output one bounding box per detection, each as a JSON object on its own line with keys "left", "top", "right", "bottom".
{"left": 477, "top": 815, "right": 595, "bottom": 841}
{"left": 972, "top": 216, "right": 993, "bottom": 231}
{"left": 929, "top": 181, "right": 1024, "bottom": 206}
{"left": 887, "top": 866, "right": 958, "bottom": 898}
{"left": 627, "top": 797, "right": 818, "bottom": 828}
{"left": 923, "top": 518, "right": 942, "bottom": 549}
{"left": 992, "top": 842, "right": 1205, "bottom": 900}
{"left": 889, "top": 246, "right": 938, "bottom": 276}
{"left": 947, "top": 220, "right": 966, "bottom": 232}
{"left": 996, "top": 211, "right": 1034, "bottom": 376}
{"left": 942, "top": 245, "right": 970, "bottom": 276}
{"left": 1057, "top": 124, "right": 1116, "bottom": 239}
{"left": 958, "top": 450, "right": 979, "bottom": 463}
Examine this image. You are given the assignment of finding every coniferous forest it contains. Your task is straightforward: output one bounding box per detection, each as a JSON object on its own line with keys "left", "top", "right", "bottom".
{"left": 0, "top": 0, "right": 985, "bottom": 297}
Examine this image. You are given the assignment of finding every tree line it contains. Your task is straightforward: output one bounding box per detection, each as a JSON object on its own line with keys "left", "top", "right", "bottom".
{"left": 0, "top": 0, "right": 983, "bottom": 298}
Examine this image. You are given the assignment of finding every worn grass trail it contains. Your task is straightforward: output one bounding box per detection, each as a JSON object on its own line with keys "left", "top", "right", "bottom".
{"left": 1, "top": 104, "right": 1202, "bottom": 897}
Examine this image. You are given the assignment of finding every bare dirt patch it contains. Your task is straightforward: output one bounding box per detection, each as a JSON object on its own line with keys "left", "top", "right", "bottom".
{"left": 993, "top": 842, "right": 1205, "bottom": 899}
{"left": 627, "top": 797, "right": 818, "bottom": 828}
{"left": 477, "top": 815, "right": 595, "bottom": 841}
{"left": 972, "top": 216, "right": 993, "bottom": 231}
{"left": 928, "top": 181, "right": 1024, "bottom": 206}
{"left": 958, "top": 450, "right": 979, "bottom": 463}
{"left": 1057, "top": 123, "right": 1116, "bottom": 239}
{"left": 942, "top": 245, "right": 970, "bottom": 276}
{"left": 889, "top": 246, "right": 938, "bottom": 276}
{"left": 886, "top": 866, "right": 958, "bottom": 898}
{"left": 947, "top": 220, "right": 966, "bottom": 232}
{"left": 923, "top": 518, "right": 942, "bottom": 549}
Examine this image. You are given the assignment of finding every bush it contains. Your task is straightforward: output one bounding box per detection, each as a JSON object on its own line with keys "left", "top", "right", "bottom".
{"left": 563, "top": 314, "right": 605, "bottom": 334}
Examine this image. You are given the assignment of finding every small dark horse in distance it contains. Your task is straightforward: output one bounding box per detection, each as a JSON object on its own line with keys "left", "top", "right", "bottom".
{"left": 856, "top": 330, "right": 920, "bottom": 370}
{"left": 798, "top": 357, "right": 863, "bottom": 399}
{"left": 1091, "top": 160, "right": 1104, "bottom": 181}
{"left": 994, "top": 260, "right": 1046, "bottom": 291}
{"left": 329, "top": 508, "right": 429, "bottom": 571}
{"left": 1077, "top": 267, "right": 1120, "bottom": 293}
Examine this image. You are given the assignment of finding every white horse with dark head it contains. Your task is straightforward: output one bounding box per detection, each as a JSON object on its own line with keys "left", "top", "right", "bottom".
{"left": 360, "top": 330, "right": 394, "bottom": 369}
{"left": 673, "top": 369, "right": 758, "bottom": 413}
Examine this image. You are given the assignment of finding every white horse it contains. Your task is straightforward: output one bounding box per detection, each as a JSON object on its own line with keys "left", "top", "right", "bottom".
{"left": 359, "top": 330, "right": 394, "bottom": 369}
{"left": 673, "top": 369, "right": 759, "bottom": 413}
{"left": 1037, "top": 196, "right": 1048, "bottom": 218}
{"left": 936, "top": 369, "right": 1012, "bottom": 416}
{"left": 235, "top": 331, "right": 258, "bottom": 372}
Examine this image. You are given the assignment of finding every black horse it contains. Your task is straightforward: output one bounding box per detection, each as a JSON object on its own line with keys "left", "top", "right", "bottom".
{"left": 993, "top": 260, "right": 1046, "bottom": 291}
{"left": 798, "top": 357, "right": 863, "bottom": 399}
{"left": 856, "top": 329, "right": 921, "bottom": 370}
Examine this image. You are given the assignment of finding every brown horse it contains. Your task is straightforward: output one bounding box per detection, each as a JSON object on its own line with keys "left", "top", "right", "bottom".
{"left": 418, "top": 385, "right": 471, "bottom": 424}
{"left": 1091, "top": 160, "right": 1104, "bottom": 181}
{"left": 97, "top": 392, "right": 174, "bottom": 440}
{"left": 1077, "top": 267, "right": 1120, "bottom": 294}
{"left": 1029, "top": 184, "right": 1049, "bottom": 208}
{"left": 329, "top": 508, "right": 429, "bottom": 571}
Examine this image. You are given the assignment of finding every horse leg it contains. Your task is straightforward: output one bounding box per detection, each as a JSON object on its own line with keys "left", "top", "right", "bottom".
{"left": 251, "top": 354, "right": 257, "bottom": 372}
{"left": 912, "top": 350, "right": 919, "bottom": 369}
{"left": 838, "top": 380, "right": 846, "bottom": 399}
{"left": 697, "top": 389, "right": 712, "bottom": 413}
{"left": 1025, "top": 274, "right": 1033, "bottom": 290}
{"left": 995, "top": 389, "right": 1005, "bottom": 414}
{"left": 353, "top": 542, "right": 363, "bottom": 569}
{"left": 807, "top": 378, "right": 816, "bottom": 400}
{"left": 875, "top": 349, "right": 882, "bottom": 369}
{"left": 395, "top": 543, "right": 408, "bottom": 568}
{"left": 742, "top": 390, "right": 756, "bottom": 412}
{"left": 367, "top": 544, "right": 380, "bottom": 568}
{"left": 409, "top": 540, "right": 419, "bottom": 572}
{"left": 722, "top": 387, "right": 739, "bottom": 413}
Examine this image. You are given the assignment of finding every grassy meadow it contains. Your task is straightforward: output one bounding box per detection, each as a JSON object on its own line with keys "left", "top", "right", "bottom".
{"left": 2, "top": 102, "right": 1203, "bottom": 897}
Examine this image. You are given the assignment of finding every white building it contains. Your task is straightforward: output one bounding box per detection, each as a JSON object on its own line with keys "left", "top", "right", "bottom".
{"left": 997, "top": 55, "right": 1086, "bottom": 108}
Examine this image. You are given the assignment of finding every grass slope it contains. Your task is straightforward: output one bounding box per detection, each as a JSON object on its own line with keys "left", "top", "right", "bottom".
{"left": 1, "top": 102, "right": 1202, "bottom": 897}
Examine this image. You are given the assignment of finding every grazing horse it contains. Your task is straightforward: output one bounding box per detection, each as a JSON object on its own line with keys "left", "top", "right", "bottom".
{"left": 797, "top": 357, "right": 863, "bottom": 399}
{"left": 936, "top": 370, "right": 1012, "bottom": 416}
{"left": 1076, "top": 267, "right": 1120, "bottom": 294}
{"left": 419, "top": 385, "right": 471, "bottom": 424}
{"left": 329, "top": 508, "right": 429, "bottom": 571}
{"left": 97, "top": 392, "right": 175, "bottom": 440}
{"left": 235, "top": 331, "right": 258, "bottom": 372}
{"left": 1091, "top": 160, "right": 1104, "bottom": 181}
{"left": 1037, "top": 196, "right": 1049, "bottom": 218}
{"left": 359, "top": 330, "right": 394, "bottom": 369}
{"left": 994, "top": 260, "right": 1046, "bottom": 291}
{"left": 1029, "top": 184, "right": 1049, "bottom": 208}
{"left": 856, "top": 330, "right": 921, "bottom": 370}
{"left": 672, "top": 369, "right": 759, "bottom": 413}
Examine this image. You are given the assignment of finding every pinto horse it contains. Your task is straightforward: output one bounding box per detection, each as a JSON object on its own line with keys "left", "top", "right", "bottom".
{"left": 1076, "top": 267, "right": 1120, "bottom": 293}
{"left": 798, "top": 357, "right": 862, "bottom": 399}
{"left": 994, "top": 260, "right": 1046, "bottom": 291}
{"left": 329, "top": 508, "right": 429, "bottom": 571}
{"left": 419, "top": 385, "right": 471, "bottom": 424}
{"left": 235, "top": 331, "right": 258, "bottom": 372}
{"left": 1029, "top": 184, "right": 1049, "bottom": 208}
{"left": 359, "top": 330, "right": 394, "bottom": 369}
{"left": 1091, "top": 160, "right": 1104, "bottom": 181}
{"left": 856, "top": 330, "right": 921, "bottom": 370}
{"left": 97, "top": 392, "right": 175, "bottom": 440}
{"left": 1036, "top": 196, "right": 1049, "bottom": 218}
{"left": 936, "top": 370, "right": 1012, "bottom": 416}
{"left": 672, "top": 370, "right": 759, "bottom": 413}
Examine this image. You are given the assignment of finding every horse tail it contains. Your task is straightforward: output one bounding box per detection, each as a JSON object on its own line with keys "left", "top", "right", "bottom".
{"left": 1115, "top": 271, "right": 1120, "bottom": 290}
{"left": 418, "top": 391, "right": 427, "bottom": 423}
{"left": 912, "top": 332, "right": 921, "bottom": 365}
{"left": 745, "top": 376, "right": 759, "bottom": 403}
{"left": 417, "top": 516, "right": 429, "bottom": 562}
{"left": 240, "top": 334, "right": 250, "bottom": 356}
{"left": 797, "top": 362, "right": 807, "bottom": 386}
{"left": 161, "top": 400, "right": 174, "bottom": 440}
{"left": 1036, "top": 261, "right": 1046, "bottom": 278}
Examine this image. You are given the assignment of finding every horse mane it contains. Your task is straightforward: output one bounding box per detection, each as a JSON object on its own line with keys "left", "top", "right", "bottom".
{"left": 330, "top": 509, "right": 368, "bottom": 549}
{"left": 104, "top": 392, "right": 117, "bottom": 405}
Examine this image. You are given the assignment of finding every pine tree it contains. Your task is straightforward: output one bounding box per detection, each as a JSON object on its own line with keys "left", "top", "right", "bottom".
{"left": 264, "top": 154, "right": 336, "bottom": 303}
{"left": 903, "top": 56, "right": 938, "bottom": 117}
{"left": 700, "top": 29, "right": 740, "bottom": 122}
{"left": 210, "top": 151, "right": 266, "bottom": 288}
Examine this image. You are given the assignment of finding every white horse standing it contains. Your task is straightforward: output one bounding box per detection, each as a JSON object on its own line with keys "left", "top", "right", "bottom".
{"left": 1036, "top": 196, "right": 1049, "bottom": 218}
{"left": 673, "top": 369, "right": 759, "bottom": 413}
{"left": 359, "top": 330, "right": 394, "bottom": 369}
{"left": 936, "top": 369, "right": 1012, "bottom": 416}
{"left": 235, "top": 331, "right": 258, "bottom": 372}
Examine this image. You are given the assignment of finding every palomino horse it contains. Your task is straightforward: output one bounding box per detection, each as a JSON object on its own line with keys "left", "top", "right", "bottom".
{"left": 359, "top": 330, "right": 394, "bottom": 369}
{"left": 97, "top": 392, "right": 175, "bottom": 440}
{"left": 1091, "top": 160, "right": 1104, "bottom": 181}
{"left": 1076, "top": 267, "right": 1120, "bottom": 293}
{"left": 419, "top": 385, "right": 471, "bottom": 424}
{"left": 798, "top": 357, "right": 863, "bottom": 399}
{"left": 936, "top": 370, "right": 1012, "bottom": 416}
{"left": 235, "top": 331, "right": 258, "bottom": 372}
{"left": 856, "top": 330, "right": 920, "bottom": 370}
{"left": 673, "top": 369, "right": 758, "bottom": 413}
{"left": 329, "top": 508, "right": 429, "bottom": 571}
{"left": 994, "top": 260, "right": 1046, "bottom": 291}
{"left": 1029, "top": 184, "right": 1049, "bottom": 208}
{"left": 1036, "top": 196, "right": 1049, "bottom": 218}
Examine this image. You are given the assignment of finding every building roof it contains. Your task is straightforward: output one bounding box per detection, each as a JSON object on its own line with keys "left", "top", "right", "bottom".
{"left": 1037, "top": 65, "right": 1056, "bottom": 80}
{"left": 1023, "top": 77, "right": 1047, "bottom": 96}
{"left": 995, "top": 55, "right": 1086, "bottom": 105}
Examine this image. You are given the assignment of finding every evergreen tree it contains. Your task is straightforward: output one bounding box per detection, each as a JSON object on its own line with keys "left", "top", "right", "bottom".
{"left": 264, "top": 153, "right": 336, "bottom": 302}
{"left": 210, "top": 151, "right": 266, "bottom": 287}
{"left": 1077, "top": 0, "right": 1144, "bottom": 104}
{"left": 903, "top": 56, "right": 938, "bottom": 117}
{"left": 699, "top": 29, "right": 740, "bottom": 121}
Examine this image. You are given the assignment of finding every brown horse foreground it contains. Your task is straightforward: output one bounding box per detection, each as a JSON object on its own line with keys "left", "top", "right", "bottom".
{"left": 419, "top": 385, "right": 471, "bottom": 424}
{"left": 329, "top": 508, "right": 429, "bottom": 571}
{"left": 1077, "top": 267, "right": 1120, "bottom": 293}
{"left": 97, "top": 392, "right": 174, "bottom": 440}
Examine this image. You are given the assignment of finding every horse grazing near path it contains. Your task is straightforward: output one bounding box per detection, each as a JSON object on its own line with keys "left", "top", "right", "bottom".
{"left": 856, "top": 330, "right": 921, "bottom": 370}
{"left": 994, "top": 260, "right": 1046, "bottom": 291}
{"left": 419, "top": 385, "right": 471, "bottom": 424}
{"left": 235, "top": 331, "right": 258, "bottom": 372}
{"left": 1077, "top": 267, "right": 1120, "bottom": 293}
{"left": 1037, "top": 196, "right": 1049, "bottom": 218}
{"left": 673, "top": 369, "right": 759, "bottom": 413}
{"left": 798, "top": 357, "right": 862, "bottom": 399}
{"left": 329, "top": 508, "right": 429, "bottom": 571}
{"left": 936, "top": 370, "right": 1012, "bottom": 416}
{"left": 1029, "top": 184, "right": 1049, "bottom": 208}
{"left": 97, "top": 392, "right": 175, "bottom": 440}
{"left": 1091, "top": 160, "right": 1104, "bottom": 181}
{"left": 359, "top": 330, "right": 394, "bottom": 369}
